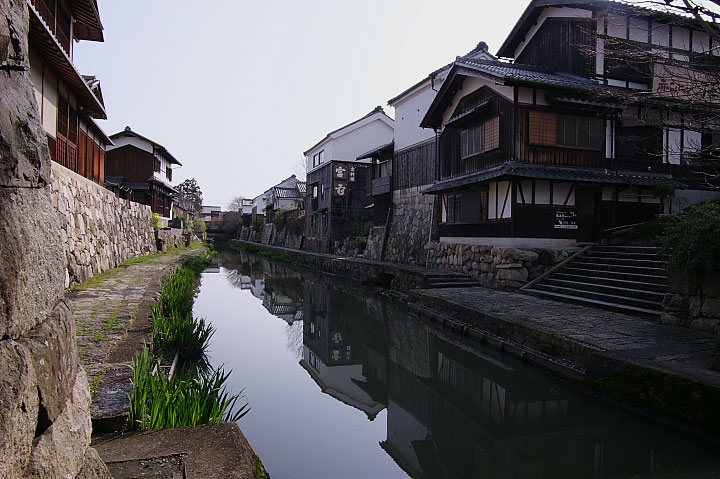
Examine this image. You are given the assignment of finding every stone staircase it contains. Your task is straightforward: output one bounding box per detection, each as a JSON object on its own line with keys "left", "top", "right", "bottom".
{"left": 424, "top": 271, "right": 481, "bottom": 289}
{"left": 521, "top": 245, "right": 668, "bottom": 318}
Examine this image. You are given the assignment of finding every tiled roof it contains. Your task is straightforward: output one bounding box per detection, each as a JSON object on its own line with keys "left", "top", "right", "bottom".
{"left": 457, "top": 59, "right": 611, "bottom": 93}
{"left": 303, "top": 107, "right": 394, "bottom": 156}
{"left": 109, "top": 127, "right": 182, "bottom": 165}
{"left": 357, "top": 141, "right": 394, "bottom": 160}
{"left": 423, "top": 163, "right": 686, "bottom": 193}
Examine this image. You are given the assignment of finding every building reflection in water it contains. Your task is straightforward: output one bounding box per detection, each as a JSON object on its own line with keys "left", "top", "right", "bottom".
{"left": 219, "top": 251, "right": 719, "bottom": 479}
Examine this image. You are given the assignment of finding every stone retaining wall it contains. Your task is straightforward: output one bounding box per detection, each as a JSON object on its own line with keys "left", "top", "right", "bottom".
{"left": 663, "top": 275, "right": 720, "bottom": 333}
{"left": 363, "top": 226, "right": 385, "bottom": 261}
{"left": 384, "top": 186, "right": 435, "bottom": 265}
{"left": 0, "top": 2, "right": 111, "bottom": 476}
{"left": 156, "top": 228, "right": 187, "bottom": 252}
{"left": 425, "top": 242, "right": 574, "bottom": 289}
{"left": 50, "top": 163, "right": 156, "bottom": 287}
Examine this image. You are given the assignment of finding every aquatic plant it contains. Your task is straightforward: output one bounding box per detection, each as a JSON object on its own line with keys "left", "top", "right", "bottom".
{"left": 152, "top": 304, "right": 214, "bottom": 359}
{"left": 129, "top": 348, "right": 249, "bottom": 430}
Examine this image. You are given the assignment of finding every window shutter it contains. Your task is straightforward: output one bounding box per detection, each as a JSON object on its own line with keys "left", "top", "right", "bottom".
{"left": 529, "top": 111, "right": 556, "bottom": 145}
{"left": 485, "top": 117, "right": 499, "bottom": 151}
{"left": 461, "top": 129, "right": 469, "bottom": 158}
{"left": 577, "top": 117, "right": 590, "bottom": 148}
{"left": 589, "top": 119, "right": 603, "bottom": 150}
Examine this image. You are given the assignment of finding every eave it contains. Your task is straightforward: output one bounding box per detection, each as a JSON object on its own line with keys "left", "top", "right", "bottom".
{"left": 67, "top": 0, "right": 104, "bottom": 41}
{"left": 28, "top": 3, "right": 107, "bottom": 119}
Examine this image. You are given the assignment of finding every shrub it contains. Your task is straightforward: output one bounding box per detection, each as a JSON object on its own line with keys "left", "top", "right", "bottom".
{"left": 662, "top": 201, "right": 720, "bottom": 276}
{"left": 152, "top": 213, "right": 161, "bottom": 231}
{"left": 193, "top": 220, "right": 207, "bottom": 235}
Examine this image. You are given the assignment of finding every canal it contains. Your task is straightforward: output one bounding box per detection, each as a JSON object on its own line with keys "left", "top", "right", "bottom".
{"left": 193, "top": 249, "right": 720, "bottom": 479}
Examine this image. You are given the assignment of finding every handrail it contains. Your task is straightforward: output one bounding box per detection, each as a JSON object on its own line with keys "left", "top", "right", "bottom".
{"left": 519, "top": 245, "right": 591, "bottom": 291}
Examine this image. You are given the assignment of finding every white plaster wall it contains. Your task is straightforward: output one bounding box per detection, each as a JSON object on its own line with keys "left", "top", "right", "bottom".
{"left": 393, "top": 78, "right": 444, "bottom": 151}
{"left": 41, "top": 66, "right": 58, "bottom": 137}
{"left": 106, "top": 135, "right": 153, "bottom": 154}
{"left": 331, "top": 118, "right": 394, "bottom": 161}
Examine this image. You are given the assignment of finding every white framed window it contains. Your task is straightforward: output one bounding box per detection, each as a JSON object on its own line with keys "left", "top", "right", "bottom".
{"left": 312, "top": 150, "right": 325, "bottom": 168}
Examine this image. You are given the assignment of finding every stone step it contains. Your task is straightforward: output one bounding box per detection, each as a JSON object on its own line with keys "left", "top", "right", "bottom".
{"left": 543, "top": 278, "right": 666, "bottom": 302}
{"left": 569, "top": 261, "right": 668, "bottom": 276}
{"left": 531, "top": 284, "right": 663, "bottom": 311}
{"left": 592, "top": 245, "right": 661, "bottom": 254}
{"left": 551, "top": 272, "right": 668, "bottom": 293}
{"left": 586, "top": 251, "right": 665, "bottom": 261}
{"left": 428, "top": 281, "right": 481, "bottom": 289}
{"left": 579, "top": 255, "right": 668, "bottom": 268}
{"left": 560, "top": 266, "right": 668, "bottom": 284}
{"left": 522, "top": 288, "right": 662, "bottom": 318}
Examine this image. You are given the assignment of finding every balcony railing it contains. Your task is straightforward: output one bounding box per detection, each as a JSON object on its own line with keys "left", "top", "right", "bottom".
{"left": 29, "top": 0, "right": 72, "bottom": 57}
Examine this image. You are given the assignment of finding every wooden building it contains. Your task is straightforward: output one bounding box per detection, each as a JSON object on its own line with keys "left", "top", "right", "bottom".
{"left": 105, "top": 126, "right": 181, "bottom": 220}
{"left": 304, "top": 107, "right": 394, "bottom": 240}
{"left": 27, "top": 0, "right": 111, "bottom": 182}
{"left": 420, "top": 0, "right": 714, "bottom": 246}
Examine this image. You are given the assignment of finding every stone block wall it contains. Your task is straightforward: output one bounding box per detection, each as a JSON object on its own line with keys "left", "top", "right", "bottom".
{"left": 50, "top": 163, "right": 156, "bottom": 287}
{"left": 156, "top": 228, "right": 186, "bottom": 252}
{"left": 663, "top": 275, "right": 720, "bottom": 332}
{"left": 384, "top": 186, "right": 435, "bottom": 265}
{"left": 363, "top": 226, "right": 385, "bottom": 261}
{"left": 0, "top": 1, "right": 111, "bottom": 476}
{"left": 425, "top": 242, "right": 574, "bottom": 289}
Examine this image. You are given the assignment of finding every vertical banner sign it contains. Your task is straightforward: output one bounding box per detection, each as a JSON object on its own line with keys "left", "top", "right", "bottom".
{"left": 333, "top": 163, "right": 348, "bottom": 180}
{"left": 349, "top": 165, "right": 356, "bottom": 182}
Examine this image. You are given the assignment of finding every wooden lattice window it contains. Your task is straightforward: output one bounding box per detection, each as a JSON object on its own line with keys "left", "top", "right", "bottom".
{"left": 485, "top": 116, "right": 500, "bottom": 151}
{"left": 529, "top": 111, "right": 556, "bottom": 145}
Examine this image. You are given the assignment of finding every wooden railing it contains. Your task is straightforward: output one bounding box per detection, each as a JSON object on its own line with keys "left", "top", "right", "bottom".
{"left": 30, "top": 0, "right": 56, "bottom": 34}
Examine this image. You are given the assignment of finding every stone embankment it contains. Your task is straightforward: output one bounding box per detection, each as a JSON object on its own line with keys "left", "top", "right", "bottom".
{"left": 425, "top": 242, "right": 573, "bottom": 289}
{"left": 0, "top": 2, "right": 111, "bottom": 476}
{"left": 50, "top": 163, "right": 157, "bottom": 288}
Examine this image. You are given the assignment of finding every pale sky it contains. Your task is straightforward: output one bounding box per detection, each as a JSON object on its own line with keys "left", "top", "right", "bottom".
{"left": 73, "top": 0, "right": 530, "bottom": 207}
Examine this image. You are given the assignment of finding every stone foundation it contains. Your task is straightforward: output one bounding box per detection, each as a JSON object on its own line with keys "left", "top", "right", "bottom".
{"left": 384, "top": 186, "right": 435, "bottom": 265}
{"left": 425, "top": 242, "right": 574, "bottom": 289}
{"left": 663, "top": 275, "right": 720, "bottom": 333}
{"left": 363, "top": 226, "right": 385, "bottom": 261}
{"left": 50, "top": 163, "right": 156, "bottom": 287}
{"left": 156, "top": 228, "right": 186, "bottom": 252}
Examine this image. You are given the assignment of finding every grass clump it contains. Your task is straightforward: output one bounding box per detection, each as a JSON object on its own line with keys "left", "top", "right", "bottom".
{"left": 129, "top": 348, "right": 249, "bottom": 430}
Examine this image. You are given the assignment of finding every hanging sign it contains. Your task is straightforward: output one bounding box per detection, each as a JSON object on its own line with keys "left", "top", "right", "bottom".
{"left": 333, "top": 163, "right": 348, "bottom": 180}
{"left": 349, "top": 165, "right": 356, "bottom": 183}
{"left": 333, "top": 182, "right": 348, "bottom": 197}
{"left": 554, "top": 210, "right": 578, "bottom": 229}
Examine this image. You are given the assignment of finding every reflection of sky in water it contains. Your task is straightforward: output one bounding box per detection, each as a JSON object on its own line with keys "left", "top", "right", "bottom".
{"left": 194, "top": 254, "right": 720, "bottom": 479}
{"left": 194, "top": 268, "right": 405, "bottom": 479}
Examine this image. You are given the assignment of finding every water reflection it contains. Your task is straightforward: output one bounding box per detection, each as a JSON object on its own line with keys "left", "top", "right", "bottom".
{"left": 210, "top": 250, "right": 719, "bottom": 479}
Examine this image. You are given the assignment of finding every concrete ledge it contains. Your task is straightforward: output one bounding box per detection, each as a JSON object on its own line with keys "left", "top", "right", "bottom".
{"left": 93, "top": 423, "right": 257, "bottom": 479}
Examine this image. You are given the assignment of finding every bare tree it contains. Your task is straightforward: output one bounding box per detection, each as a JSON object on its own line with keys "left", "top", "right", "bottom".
{"left": 228, "top": 195, "right": 245, "bottom": 212}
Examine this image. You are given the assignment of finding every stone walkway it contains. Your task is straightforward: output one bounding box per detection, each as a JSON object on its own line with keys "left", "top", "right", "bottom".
{"left": 411, "top": 286, "right": 720, "bottom": 436}
{"left": 65, "top": 242, "right": 206, "bottom": 430}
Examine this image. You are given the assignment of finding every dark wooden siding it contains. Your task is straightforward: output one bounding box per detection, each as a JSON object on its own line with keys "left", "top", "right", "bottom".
{"left": 393, "top": 139, "right": 436, "bottom": 189}
{"left": 615, "top": 124, "right": 664, "bottom": 171}
{"left": 438, "top": 87, "right": 514, "bottom": 180}
{"left": 105, "top": 144, "right": 154, "bottom": 182}
{"left": 516, "top": 108, "right": 606, "bottom": 168}
{"left": 516, "top": 18, "right": 594, "bottom": 77}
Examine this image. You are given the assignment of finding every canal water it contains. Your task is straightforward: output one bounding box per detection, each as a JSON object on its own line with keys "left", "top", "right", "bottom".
{"left": 193, "top": 250, "right": 720, "bottom": 479}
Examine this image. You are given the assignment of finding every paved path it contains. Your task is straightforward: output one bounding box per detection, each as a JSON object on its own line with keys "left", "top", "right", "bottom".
{"left": 65, "top": 243, "right": 206, "bottom": 430}
{"left": 411, "top": 286, "right": 720, "bottom": 436}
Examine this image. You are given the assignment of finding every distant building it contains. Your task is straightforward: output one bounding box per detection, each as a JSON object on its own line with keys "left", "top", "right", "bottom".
{"left": 28, "top": 0, "right": 112, "bottom": 183}
{"left": 304, "top": 107, "right": 394, "bottom": 240}
{"left": 201, "top": 205, "right": 222, "bottom": 230}
{"left": 252, "top": 175, "right": 305, "bottom": 224}
{"left": 105, "top": 126, "right": 181, "bottom": 221}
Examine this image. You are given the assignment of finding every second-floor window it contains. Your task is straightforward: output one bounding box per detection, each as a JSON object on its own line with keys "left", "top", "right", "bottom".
{"left": 312, "top": 150, "right": 324, "bottom": 168}
{"left": 529, "top": 111, "right": 603, "bottom": 150}
{"left": 460, "top": 117, "right": 500, "bottom": 159}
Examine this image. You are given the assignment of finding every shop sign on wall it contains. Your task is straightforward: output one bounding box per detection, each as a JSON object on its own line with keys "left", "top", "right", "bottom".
{"left": 554, "top": 210, "right": 578, "bottom": 229}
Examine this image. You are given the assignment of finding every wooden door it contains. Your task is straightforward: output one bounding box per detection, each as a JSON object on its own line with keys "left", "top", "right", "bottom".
{"left": 576, "top": 186, "right": 599, "bottom": 242}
